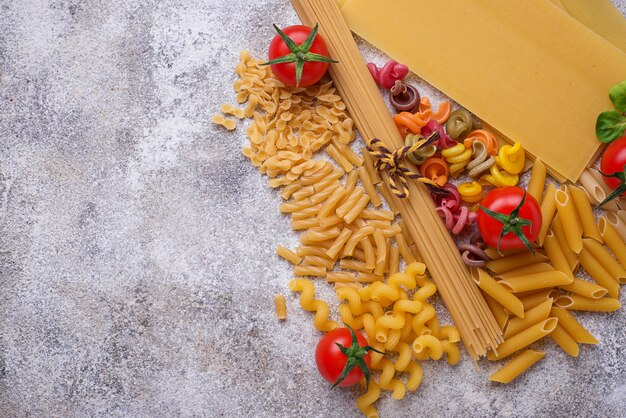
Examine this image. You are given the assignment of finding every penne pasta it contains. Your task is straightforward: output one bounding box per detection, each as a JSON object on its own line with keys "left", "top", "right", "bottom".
{"left": 554, "top": 295, "right": 621, "bottom": 312}
{"left": 358, "top": 166, "right": 383, "bottom": 208}
{"left": 485, "top": 251, "right": 548, "bottom": 274}
{"left": 326, "top": 272, "right": 356, "bottom": 283}
{"left": 361, "top": 147, "right": 381, "bottom": 185}
{"left": 578, "top": 247, "right": 620, "bottom": 299}
{"left": 482, "top": 292, "right": 510, "bottom": 331}
{"left": 488, "top": 349, "right": 545, "bottom": 384}
{"left": 472, "top": 268, "right": 525, "bottom": 318}
{"left": 326, "top": 228, "right": 353, "bottom": 259}
{"left": 598, "top": 216, "right": 626, "bottom": 271}
{"left": 527, "top": 159, "right": 546, "bottom": 202}
{"left": 326, "top": 143, "right": 354, "bottom": 172}
{"left": 578, "top": 168, "right": 620, "bottom": 212}
{"left": 554, "top": 188, "right": 583, "bottom": 253}
{"left": 293, "top": 265, "right": 327, "bottom": 277}
{"left": 569, "top": 186, "right": 603, "bottom": 243}
{"left": 542, "top": 231, "right": 573, "bottom": 278}
{"left": 519, "top": 289, "right": 559, "bottom": 311}
{"left": 552, "top": 215, "right": 580, "bottom": 272}
{"left": 303, "top": 255, "right": 335, "bottom": 269}
{"left": 496, "top": 263, "right": 553, "bottom": 280}
{"left": 549, "top": 307, "right": 598, "bottom": 344}
{"left": 581, "top": 239, "right": 626, "bottom": 284}
{"left": 558, "top": 278, "right": 608, "bottom": 300}
{"left": 487, "top": 318, "right": 558, "bottom": 360}
{"left": 549, "top": 323, "right": 579, "bottom": 357}
{"left": 503, "top": 299, "right": 552, "bottom": 339}
{"left": 604, "top": 211, "right": 626, "bottom": 242}
{"left": 537, "top": 182, "right": 557, "bottom": 246}
{"left": 498, "top": 270, "right": 572, "bottom": 293}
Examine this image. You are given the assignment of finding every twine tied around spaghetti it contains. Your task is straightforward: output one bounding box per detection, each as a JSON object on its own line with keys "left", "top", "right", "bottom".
{"left": 366, "top": 131, "right": 442, "bottom": 199}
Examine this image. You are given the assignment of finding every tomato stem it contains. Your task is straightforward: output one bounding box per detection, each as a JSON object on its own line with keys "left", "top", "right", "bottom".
{"left": 479, "top": 191, "right": 535, "bottom": 255}
{"left": 331, "top": 324, "right": 384, "bottom": 389}
{"left": 596, "top": 167, "right": 626, "bottom": 209}
{"left": 262, "top": 23, "right": 338, "bottom": 86}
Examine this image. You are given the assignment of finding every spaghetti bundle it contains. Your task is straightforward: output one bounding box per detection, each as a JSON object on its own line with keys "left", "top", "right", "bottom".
{"left": 291, "top": 0, "right": 502, "bottom": 359}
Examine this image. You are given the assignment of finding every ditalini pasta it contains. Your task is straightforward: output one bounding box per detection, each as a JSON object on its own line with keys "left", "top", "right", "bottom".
{"left": 488, "top": 350, "right": 546, "bottom": 384}
{"left": 275, "top": 294, "right": 287, "bottom": 320}
{"left": 549, "top": 307, "right": 598, "bottom": 345}
{"left": 472, "top": 268, "right": 525, "bottom": 318}
{"left": 554, "top": 188, "right": 583, "bottom": 253}
{"left": 487, "top": 318, "right": 558, "bottom": 360}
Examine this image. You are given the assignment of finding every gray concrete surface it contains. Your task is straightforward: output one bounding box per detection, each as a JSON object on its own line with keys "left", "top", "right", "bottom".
{"left": 0, "top": 0, "right": 625, "bottom": 417}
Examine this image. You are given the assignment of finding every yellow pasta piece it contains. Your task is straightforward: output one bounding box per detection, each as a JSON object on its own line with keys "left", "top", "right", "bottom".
{"left": 549, "top": 323, "right": 579, "bottom": 357}
{"left": 274, "top": 294, "right": 287, "bottom": 320}
{"left": 376, "top": 359, "right": 406, "bottom": 400}
{"left": 495, "top": 142, "right": 525, "bottom": 175}
{"left": 518, "top": 289, "right": 559, "bottom": 311}
{"left": 485, "top": 251, "right": 548, "bottom": 274}
{"left": 293, "top": 265, "right": 327, "bottom": 277}
{"left": 288, "top": 279, "right": 339, "bottom": 331}
{"left": 291, "top": 217, "right": 320, "bottom": 230}
{"left": 357, "top": 166, "right": 383, "bottom": 208}
{"left": 527, "top": 159, "right": 546, "bottom": 202}
{"left": 212, "top": 113, "right": 237, "bottom": 130}
{"left": 488, "top": 350, "right": 545, "bottom": 384}
{"left": 441, "top": 340, "right": 461, "bottom": 365}
{"left": 537, "top": 183, "right": 557, "bottom": 246}
{"left": 543, "top": 231, "right": 573, "bottom": 279}
{"left": 276, "top": 245, "right": 302, "bottom": 265}
{"left": 496, "top": 263, "right": 554, "bottom": 280}
{"left": 488, "top": 318, "right": 558, "bottom": 360}
{"left": 405, "top": 361, "right": 423, "bottom": 391}
{"left": 598, "top": 216, "right": 626, "bottom": 272}
{"left": 412, "top": 335, "right": 443, "bottom": 360}
{"left": 327, "top": 272, "right": 355, "bottom": 283}
{"left": 472, "top": 268, "right": 525, "bottom": 318}
{"left": 498, "top": 270, "right": 572, "bottom": 293}
{"left": 569, "top": 186, "right": 603, "bottom": 243}
{"left": 578, "top": 247, "right": 620, "bottom": 299}
{"left": 552, "top": 215, "right": 579, "bottom": 272}
{"left": 554, "top": 189, "right": 583, "bottom": 253}
{"left": 343, "top": 194, "right": 371, "bottom": 224}
{"left": 457, "top": 181, "right": 484, "bottom": 203}
{"left": 482, "top": 292, "right": 509, "bottom": 332}
{"left": 558, "top": 278, "right": 608, "bottom": 300}
{"left": 326, "top": 228, "right": 353, "bottom": 259}
{"left": 503, "top": 299, "right": 552, "bottom": 339}
{"left": 549, "top": 307, "right": 598, "bottom": 345}
{"left": 356, "top": 381, "right": 380, "bottom": 418}
{"left": 582, "top": 239, "right": 626, "bottom": 284}
{"left": 554, "top": 295, "right": 621, "bottom": 312}
{"left": 326, "top": 143, "right": 353, "bottom": 172}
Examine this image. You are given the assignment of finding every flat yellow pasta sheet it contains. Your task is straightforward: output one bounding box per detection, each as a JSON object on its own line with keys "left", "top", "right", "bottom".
{"left": 341, "top": 0, "right": 626, "bottom": 181}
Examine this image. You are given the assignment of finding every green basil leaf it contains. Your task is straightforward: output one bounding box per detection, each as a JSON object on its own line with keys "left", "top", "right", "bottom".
{"left": 596, "top": 110, "right": 626, "bottom": 143}
{"left": 609, "top": 80, "right": 626, "bottom": 112}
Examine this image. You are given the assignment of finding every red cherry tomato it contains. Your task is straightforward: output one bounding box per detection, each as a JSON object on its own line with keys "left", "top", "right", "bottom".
{"left": 600, "top": 135, "right": 626, "bottom": 196}
{"left": 268, "top": 25, "right": 332, "bottom": 87}
{"left": 315, "top": 327, "right": 371, "bottom": 387}
{"left": 477, "top": 186, "right": 542, "bottom": 250}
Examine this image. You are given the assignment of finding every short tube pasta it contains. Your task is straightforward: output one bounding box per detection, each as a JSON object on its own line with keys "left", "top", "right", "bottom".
{"left": 578, "top": 247, "right": 620, "bottom": 299}
{"left": 483, "top": 292, "right": 510, "bottom": 331}
{"left": 488, "top": 350, "right": 545, "bottom": 384}
{"left": 549, "top": 323, "right": 579, "bottom": 357}
{"left": 558, "top": 278, "right": 608, "bottom": 300}
{"left": 497, "top": 270, "right": 573, "bottom": 293}
{"left": 537, "top": 183, "right": 558, "bottom": 246}
{"left": 503, "top": 299, "right": 552, "bottom": 339}
{"left": 554, "top": 295, "right": 621, "bottom": 312}
{"left": 487, "top": 318, "right": 558, "bottom": 360}
{"left": 496, "top": 263, "right": 554, "bottom": 280}
{"left": 582, "top": 239, "right": 626, "bottom": 284}
{"left": 485, "top": 251, "right": 548, "bottom": 274}
{"left": 569, "top": 186, "right": 603, "bottom": 243}
{"left": 549, "top": 307, "right": 598, "bottom": 344}
{"left": 276, "top": 245, "right": 302, "bottom": 265}
{"left": 554, "top": 189, "right": 583, "bottom": 253}
{"left": 412, "top": 334, "right": 443, "bottom": 360}
{"left": 472, "top": 268, "right": 525, "bottom": 318}
{"left": 527, "top": 159, "right": 546, "bottom": 202}
{"left": 543, "top": 231, "right": 573, "bottom": 278}
{"left": 275, "top": 294, "right": 287, "bottom": 320}
{"left": 599, "top": 216, "right": 626, "bottom": 270}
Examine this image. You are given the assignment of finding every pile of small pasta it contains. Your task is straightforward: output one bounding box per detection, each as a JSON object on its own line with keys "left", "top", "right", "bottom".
{"left": 473, "top": 163, "right": 625, "bottom": 383}
{"left": 215, "top": 52, "right": 460, "bottom": 418}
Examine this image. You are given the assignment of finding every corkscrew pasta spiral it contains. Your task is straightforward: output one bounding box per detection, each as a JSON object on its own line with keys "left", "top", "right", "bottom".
{"left": 356, "top": 381, "right": 381, "bottom": 418}
{"left": 441, "top": 143, "right": 472, "bottom": 178}
{"left": 375, "top": 358, "right": 406, "bottom": 400}
{"left": 288, "top": 279, "right": 339, "bottom": 331}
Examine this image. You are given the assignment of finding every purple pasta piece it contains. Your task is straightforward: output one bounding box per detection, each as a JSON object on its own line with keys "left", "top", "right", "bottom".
{"left": 422, "top": 120, "right": 457, "bottom": 149}
{"left": 459, "top": 243, "right": 489, "bottom": 267}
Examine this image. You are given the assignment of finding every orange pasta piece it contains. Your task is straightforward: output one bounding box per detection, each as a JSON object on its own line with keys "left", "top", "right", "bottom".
{"left": 431, "top": 101, "right": 451, "bottom": 124}
{"left": 393, "top": 110, "right": 430, "bottom": 135}
{"left": 419, "top": 157, "right": 449, "bottom": 186}
{"left": 463, "top": 129, "right": 499, "bottom": 156}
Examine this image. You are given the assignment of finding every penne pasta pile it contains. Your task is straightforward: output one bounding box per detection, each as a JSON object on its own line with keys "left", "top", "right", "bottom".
{"left": 475, "top": 166, "right": 625, "bottom": 383}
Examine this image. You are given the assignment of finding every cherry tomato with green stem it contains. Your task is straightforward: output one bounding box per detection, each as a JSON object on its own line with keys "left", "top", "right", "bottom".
{"left": 264, "top": 24, "right": 337, "bottom": 87}
{"left": 598, "top": 135, "right": 626, "bottom": 208}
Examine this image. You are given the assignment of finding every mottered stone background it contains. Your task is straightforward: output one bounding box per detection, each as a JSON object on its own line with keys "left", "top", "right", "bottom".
{"left": 0, "top": 0, "right": 625, "bottom": 416}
